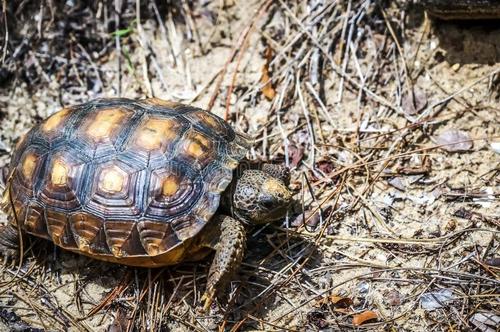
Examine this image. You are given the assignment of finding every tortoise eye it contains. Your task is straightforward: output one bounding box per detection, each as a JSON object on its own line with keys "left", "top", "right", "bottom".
{"left": 259, "top": 195, "right": 275, "bottom": 210}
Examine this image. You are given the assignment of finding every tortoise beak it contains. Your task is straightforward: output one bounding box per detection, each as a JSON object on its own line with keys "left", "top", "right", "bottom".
{"left": 259, "top": 188, "right": 293, "bottom": 222}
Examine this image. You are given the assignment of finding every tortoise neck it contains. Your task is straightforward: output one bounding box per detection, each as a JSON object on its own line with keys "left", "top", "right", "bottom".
{"left": 219, "top": 176, "right": 253, "bottom": 227}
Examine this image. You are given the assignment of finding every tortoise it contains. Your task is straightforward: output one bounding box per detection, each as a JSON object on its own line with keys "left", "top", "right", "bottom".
{"left": 0, "top": 97, "right": 293, "bottom": 310}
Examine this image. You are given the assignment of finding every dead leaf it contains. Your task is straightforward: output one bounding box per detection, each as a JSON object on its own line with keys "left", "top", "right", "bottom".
{"left": 107, "top": 308, "right": 128, "bottom": 332}
{"left": 288, "top": 144, "right": 305, "bottom": 168}
{"left": 469, "top": 312, "right": 500, "bottom": 332}
{"left": 402, "top": 88, "right": 427, "bottom": 115}
{"left": 385, "top": 289, "right": 402, "bottom": 306}
{"left": 291, "top": 205, "right": 332, "bottom": 231}
{"left": 329, "top": 295, "right": 353, "bottom": 308}
{"left": 290, "top": 212, "right": 308, "bottom": 227}
{"left": 434, "top": 129, "right": 473, "bottom": 152}
{"left": 352, "top": 310, "right": 378, "bottom": 326}
{"left": 314, "top": 294, "right": 353, "bottom": 313}
{"left": 388, "top": 177, "right": 406, "bottom": 191}
{"left": 484, "top": 257, "right": 500, "bottom": 267}
{"left": 317, "top": 158, "right": 335, "bottom": 174}
{"left": 260, "top": 47, "right": 276, "bottom": 100}
{"left": 307, "top": 310, "right": 328, "bottom": 329}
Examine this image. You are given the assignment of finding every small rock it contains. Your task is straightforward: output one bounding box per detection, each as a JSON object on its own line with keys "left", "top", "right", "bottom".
{"left": 490, "top": 141, "right": 500, "bottom": 154}
{"left": 451, "top": 63, "right": 461, "bottom": 71}
{"left": 307, "top": 310, "right": 328, "bottom": 329}
{"left": 428, "top": 224, "right": 441, "bottom": 238}
{"left": 445, "top": 219, "right": 457, "bottom": 232}
{"left": 357, "top": 281, "right": 370, "bottom": 295}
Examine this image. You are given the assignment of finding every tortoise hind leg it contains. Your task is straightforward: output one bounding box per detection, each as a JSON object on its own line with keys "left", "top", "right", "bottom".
{"left": 0, "top": 223, "right": 20, "bottom": 263}
{"left": 198, "top": 215, "right": 246, "bottom": 311}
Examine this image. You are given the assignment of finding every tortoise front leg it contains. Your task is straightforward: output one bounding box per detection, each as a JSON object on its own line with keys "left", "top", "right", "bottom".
{"left": 199, "top": 215, "right": 246, "bottom": 311}
{"left": 0, "top": 223, "right": 20, "bottom": 263}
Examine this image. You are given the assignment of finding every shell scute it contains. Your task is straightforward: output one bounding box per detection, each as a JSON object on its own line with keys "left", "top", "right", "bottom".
{"left": 176, "top": 128, "right": 217, "bottom": 169}
{"left": 39, "top": 150, "right": 88, "bottom": 210}
{"left": 145, "top": 161, "right": 203, "bottom": 220}
{"left": 136, "top": 220, "right": 180, "bottom": 256}
{"left": 23, "top": 202, "right": 48, "bottom": 238}
{"left": 86, "top": 158, "right": 145, "bottom": 218}
{"left": 69, "top": 212, "right": 105, "bottom": 253}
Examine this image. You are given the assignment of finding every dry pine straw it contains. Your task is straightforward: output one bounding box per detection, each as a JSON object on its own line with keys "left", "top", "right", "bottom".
{"left": 0, "top": 1, "right": 499, "bottom": 331}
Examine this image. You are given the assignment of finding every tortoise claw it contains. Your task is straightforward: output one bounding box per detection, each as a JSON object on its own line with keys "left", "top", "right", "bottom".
{"left": 1, "top": 248, "right": 18, "bottom": 265}
{"left": 201, "top": 288, "right": 215, "bottom": 312}
{"left": 0, "top": 224, "right": 20, "bottom": 265}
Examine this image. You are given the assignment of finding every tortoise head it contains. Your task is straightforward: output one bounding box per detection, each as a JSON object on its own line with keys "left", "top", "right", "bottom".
{"left": 232, "top": 165, "right": 292, "bottom": 225}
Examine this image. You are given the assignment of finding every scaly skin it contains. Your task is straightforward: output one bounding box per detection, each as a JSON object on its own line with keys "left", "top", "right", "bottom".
{"left": 198, "top": 165, "right": 291, "bottom": 310}
{"left": 232, "top": 168, "right": 292, "bottom": 225}
{"left": 199, "top": 215, "right": 246, "bottom": 311}
{"left": 0, "top": 180, "right": 20, "bottom": 263}
{"left": 262, "top": 164, "right": 290, "bottom": 185}
{"left": 0, "top": 223, "right": 19, "bottom": 263}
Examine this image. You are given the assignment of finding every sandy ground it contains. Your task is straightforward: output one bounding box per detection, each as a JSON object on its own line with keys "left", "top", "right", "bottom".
{"left": 0, "top": 1, "right": 499, "bottom": 331}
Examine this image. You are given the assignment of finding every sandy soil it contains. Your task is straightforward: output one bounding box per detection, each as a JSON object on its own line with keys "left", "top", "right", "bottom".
{"left": 0, "top": 1, "right": 498, "bottom": 331}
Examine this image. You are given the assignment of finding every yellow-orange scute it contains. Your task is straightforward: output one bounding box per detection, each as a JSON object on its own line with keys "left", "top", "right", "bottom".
{"left": 50, "top": 158, "right": 69, "bottom": 186}
{"left": 84, "top": 108, "right": 131, "bottom": 142}
{"left": 69, "top": 213, "right": 103, "bottom": 252}
{"left": 98, "top": 165, "right": 127, "bottom": 194}
{"left": 104, "top": 221, "right": 135, "bottom": 257}
{"left": 161, "top": 175, "right": 180, "bottom": 197}
{"left": 46, "top": 210, "right": 68, "bottom": 245}
{"left": 143, "top": 98, "right": 181, "bottom": 108}
{"left": 42, "top": 108, "right": 71, "bottom": 133}
{"left": 21, "top": 153, "right": 39, "bottom": 181}
{"left": 132, "top": 117, "right": 178, "bottom": 151}
{"left": 184, "top": 131, "right": 212, "bottom": 159}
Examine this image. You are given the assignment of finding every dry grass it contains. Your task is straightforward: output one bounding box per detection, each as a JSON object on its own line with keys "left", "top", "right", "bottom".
{"left": 0, "top": 1, "right": 499, "bottom": 331}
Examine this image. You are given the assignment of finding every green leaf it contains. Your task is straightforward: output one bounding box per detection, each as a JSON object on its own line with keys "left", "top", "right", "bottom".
{"left": 112, "top": 27, "right": 133, "bottom": 38}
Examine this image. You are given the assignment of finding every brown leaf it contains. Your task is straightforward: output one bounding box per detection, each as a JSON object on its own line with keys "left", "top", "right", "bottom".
{"left": 288, "top": 144, "right": 305, "bottom": 168}
{"left": 317, "top": 158, "right": 335, "bottom": 174}
{"left": 290, "top": 212, "right": 307, "bottom": 227}
{"left": 107, "top": 308, "right": 128, "bottom": 332}
{"left": 352, "top": 310, "right": 378, "bottom": 326}
{"left": 260, "top": 47, "right": 276, "bottom": 100}
{"left": 384, "top": 289, "right": 402, "bottom": 306}
{"left": 291, "top": 206, "right": 333, "bottom": 231}
{"left": 329, "top": 295, "right": 353, "bottom": 308}
{"left": 314, "top": 294, "right": 353, "bottom": 312}
{"left": 307, "top": 205, "right": 333, "bottom": 232}
{"left": 388, "top": 177, "right": 406, "bottom": 191}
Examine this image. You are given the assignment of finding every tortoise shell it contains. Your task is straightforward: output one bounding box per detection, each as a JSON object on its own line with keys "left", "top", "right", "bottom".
{"left": 4, "top": 98, "right": 251, "bottom": 266}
